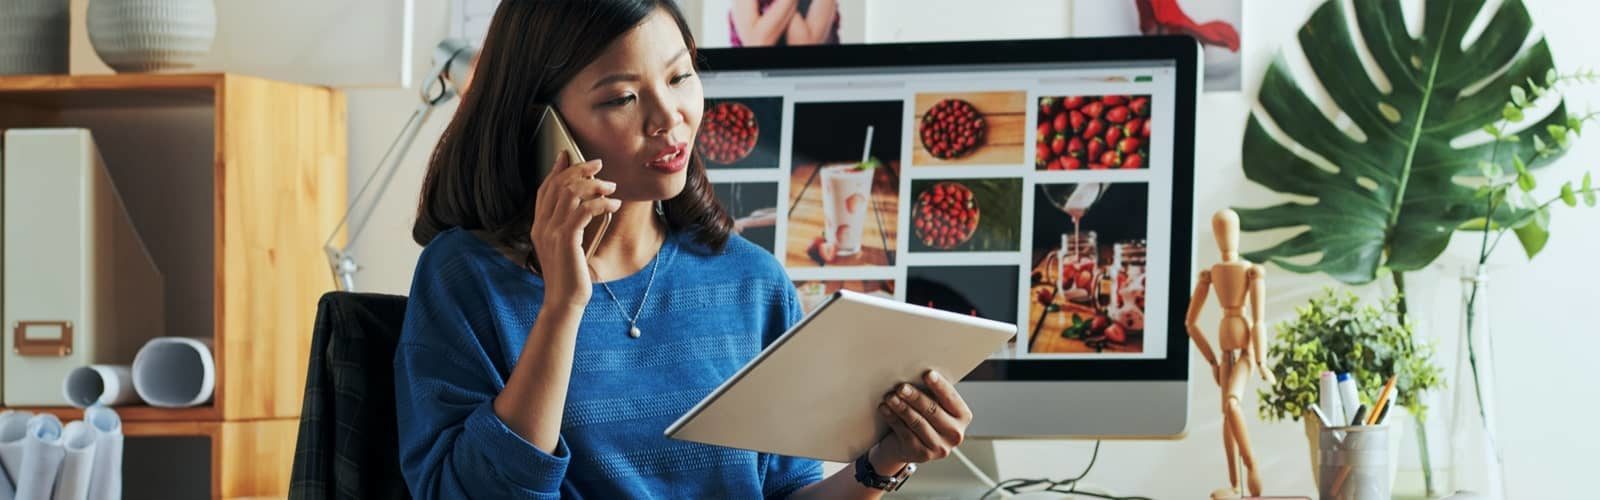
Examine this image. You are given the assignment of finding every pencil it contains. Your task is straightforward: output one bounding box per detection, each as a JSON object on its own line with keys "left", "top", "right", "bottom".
{"left": 1366, "top": 375, "right": 1397, "bottom": 425}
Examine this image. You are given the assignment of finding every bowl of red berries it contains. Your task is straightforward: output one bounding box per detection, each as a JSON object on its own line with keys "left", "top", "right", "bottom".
{"left": 920, "top": 98, "right": 987, "bottom": 160}
{"left": 914, "top": 182, "right": 980, "bottom": 249}
{"left": 697, "top": 101, "right": 759, "bottom": 164}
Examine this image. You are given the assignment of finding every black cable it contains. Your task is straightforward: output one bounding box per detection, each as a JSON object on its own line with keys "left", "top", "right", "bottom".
{"left": 976, "top": 440, "right": 1155, "bottom": 500}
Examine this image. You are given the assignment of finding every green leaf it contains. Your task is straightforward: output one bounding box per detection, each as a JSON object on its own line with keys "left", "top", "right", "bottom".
{"left": 1518, "top": 172, "right": 1536, "bottom": 191}
{"left": 1510, "top": 86, "right": 1528, "bottom": 107}
{"left": 1549, "top": 125, "right": 1570, "bottom": 148}
{"left": 1513, "top": 156, "right": 1529, "bottom": 176}
{"left": 1478, "top": 160, "right": 1506, "bottom": 180}
{"left": 1561, "top": 182, "right": 1578, "bottom": 207}
{"left": 1503, "top": 103, "right": 1525, "bottom": 122}
{"left": 1482, "top": 124, "right": 1501, "bottom": 138}
{"left": 1585, "top": 172, "right": 1597, "bottom": 207}
{"left": 1569, "top": 117, "right": 1585, "bottom": 135}
{"left": 1547, "top": 68, "right": 1560, "bottom": 86}
{"left": 1514, "top": 209, "right": 1551, "bottom": 258}
{"left": 1237, "top": 0, "right": 1569, "bottom": 285}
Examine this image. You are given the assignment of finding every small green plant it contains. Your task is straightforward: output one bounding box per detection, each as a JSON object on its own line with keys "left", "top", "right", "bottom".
{"left": 1257, "top": 289, "right": 1445, "bottom": 423}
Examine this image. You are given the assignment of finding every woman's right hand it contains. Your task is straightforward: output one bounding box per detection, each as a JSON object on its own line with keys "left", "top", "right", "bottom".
{"left": 530, "top": 152, "right": 620, "bottom": 310}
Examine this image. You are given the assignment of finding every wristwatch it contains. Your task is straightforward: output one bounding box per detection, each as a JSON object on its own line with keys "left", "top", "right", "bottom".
{"left": 853, "top": 452, "right": 917, "bottom": 491}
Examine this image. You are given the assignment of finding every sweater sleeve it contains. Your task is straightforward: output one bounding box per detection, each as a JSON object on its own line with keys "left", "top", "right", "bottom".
{"left": 394, "top": 248, "right": 571, "bottom": 499}
{"left": 760, "top": 278, "right": 824, "bottom": 498}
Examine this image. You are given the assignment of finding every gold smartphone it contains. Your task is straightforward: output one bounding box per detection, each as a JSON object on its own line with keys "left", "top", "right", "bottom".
{"left": 534, "top": 105, "right": 611, "bottom": 258}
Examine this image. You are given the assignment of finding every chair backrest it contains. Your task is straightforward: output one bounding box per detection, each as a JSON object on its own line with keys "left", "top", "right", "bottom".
{"left": 289, "top": 291, "right": 410, "bottom": 500}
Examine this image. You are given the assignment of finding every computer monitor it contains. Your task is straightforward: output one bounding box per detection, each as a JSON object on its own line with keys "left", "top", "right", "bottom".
{"left": 696, "top": 36, "right": 1201, "bottom": 442}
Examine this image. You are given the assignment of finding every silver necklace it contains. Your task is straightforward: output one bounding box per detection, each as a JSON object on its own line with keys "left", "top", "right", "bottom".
{"left": 594, "top": 248, "right": 661, "bottom": 339}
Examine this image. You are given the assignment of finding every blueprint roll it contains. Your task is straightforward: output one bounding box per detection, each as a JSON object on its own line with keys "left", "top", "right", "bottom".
{"left": 16, "top": 414, "right": 64, "bottom": 500}
{"left": 49, "top": 421, "right": 97, "bottom": 500}
{"left": 62, "top": 365, "right": 137, "bottom": 408}
{"left": 131, "top": 337, "right": 214, "bottom": 408}
{"left": 83, "top": 406, "right": 120, "bottom": 500}
{"left": 0, "top": 410, "right": 27, "bottom": 500}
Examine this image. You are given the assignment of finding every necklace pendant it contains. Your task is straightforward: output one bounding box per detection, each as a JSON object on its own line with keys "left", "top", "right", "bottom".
{"left": 629, "top": 326, "right": 642, "bottom": 338}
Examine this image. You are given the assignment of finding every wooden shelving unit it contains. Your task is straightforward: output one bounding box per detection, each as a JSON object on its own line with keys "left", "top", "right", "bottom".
{"left": 0, "top": 73, "right": 347, "bottom": 499}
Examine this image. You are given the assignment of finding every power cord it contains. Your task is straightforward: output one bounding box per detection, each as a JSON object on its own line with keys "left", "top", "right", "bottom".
{"left": 975, "top": 441, "right": 1155, "bottom": 500}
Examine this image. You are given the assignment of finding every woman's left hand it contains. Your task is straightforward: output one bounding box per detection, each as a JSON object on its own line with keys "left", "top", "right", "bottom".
{"left": 868, "top": 369, "right": 971, "bottom": 471}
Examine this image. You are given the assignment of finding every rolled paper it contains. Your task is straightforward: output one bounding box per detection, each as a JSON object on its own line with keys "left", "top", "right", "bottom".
{"left": 132, "top": 337, "right": 215, "bottom": 408}
{"left": 83, "top": 407, "right": 121, "bottom": 500}
{"left": 50, "top": 421, "right": 97, "bottom": 500}
{"left": 17, "top": 414, "right": 64, "bottom": 500}
{"left": 0, "top": 410, "right": 34, "bottom": 497}
{"left": 62, "top": 366, "right": 137, "bottom": 408}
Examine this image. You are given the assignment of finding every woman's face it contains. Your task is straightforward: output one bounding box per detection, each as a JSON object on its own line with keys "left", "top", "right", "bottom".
{"left": 556, "top": 8, "right": 703, "bottom": 202}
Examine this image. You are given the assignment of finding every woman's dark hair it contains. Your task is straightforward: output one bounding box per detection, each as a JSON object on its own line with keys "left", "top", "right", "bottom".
{"left": 412, "top": 0, "right": 731, "bottom": 271}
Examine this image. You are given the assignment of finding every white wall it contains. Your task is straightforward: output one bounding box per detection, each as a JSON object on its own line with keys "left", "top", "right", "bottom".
{"left": 237, "top": 0, "right": 1600, "bottom": 497}
{"left": 862, "top": 0, "right": 1071, "bottom": 43}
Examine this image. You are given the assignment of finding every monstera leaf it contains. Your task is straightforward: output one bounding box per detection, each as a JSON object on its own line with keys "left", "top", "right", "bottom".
{"left": 1238, "top": 0, "right": 1567, "bottom": 285}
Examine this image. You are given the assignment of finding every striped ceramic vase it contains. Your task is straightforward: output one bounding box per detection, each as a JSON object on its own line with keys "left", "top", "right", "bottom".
{"left": 87, "top": 0, "right": 215, "bottom": 72}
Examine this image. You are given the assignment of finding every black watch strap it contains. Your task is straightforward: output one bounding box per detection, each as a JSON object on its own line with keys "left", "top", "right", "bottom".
{"left": 853, "top": 453, "right": 916, "bottom": 491}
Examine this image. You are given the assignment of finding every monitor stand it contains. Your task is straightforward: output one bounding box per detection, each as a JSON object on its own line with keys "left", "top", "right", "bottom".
{"left": 887, "top": 438, "right": 1001, "bottom": 499}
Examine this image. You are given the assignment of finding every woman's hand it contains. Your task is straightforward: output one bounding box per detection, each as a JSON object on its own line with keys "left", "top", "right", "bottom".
{"left": 530, "top": 151, "right": 620, "bottom": 310}
{"left": 868, "top": 370, "right": 971, "bottom": 473}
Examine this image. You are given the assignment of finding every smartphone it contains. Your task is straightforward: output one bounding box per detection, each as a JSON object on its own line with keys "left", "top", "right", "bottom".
{"left": 534, "top": 105, "right": 611, "bottom": 258}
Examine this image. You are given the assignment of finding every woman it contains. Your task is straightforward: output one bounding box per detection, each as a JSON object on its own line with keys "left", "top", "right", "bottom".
{"left": 396, "top": 1, "right": 969, "bottom": 498}
{"left": 729, "top": 0, "right": 840, "bottom": 47}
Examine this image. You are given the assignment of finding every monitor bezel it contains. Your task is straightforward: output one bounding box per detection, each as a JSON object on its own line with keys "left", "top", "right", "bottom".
{"left": 697, "top": 36, "right": 1199, "bottom": 382}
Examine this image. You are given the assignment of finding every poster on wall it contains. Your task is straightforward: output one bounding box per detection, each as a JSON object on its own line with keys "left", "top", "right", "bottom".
{"left": 699, "top": 0, "right": 868, "bottom": 48}
{"left": 1070, "top": 0, "right": 1243, "bottom": 91}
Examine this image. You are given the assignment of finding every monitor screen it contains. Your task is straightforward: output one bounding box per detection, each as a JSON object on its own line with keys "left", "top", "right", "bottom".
{"left": 698, "top": 37, "right": 1198, "bottom": 384}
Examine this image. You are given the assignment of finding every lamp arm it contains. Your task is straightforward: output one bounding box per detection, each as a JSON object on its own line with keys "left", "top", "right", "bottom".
{"left": 323, "top": 38, "right": 476, "bottom": 291}
{"left": 323, "top": 99, "right": 435, "bottom": 290}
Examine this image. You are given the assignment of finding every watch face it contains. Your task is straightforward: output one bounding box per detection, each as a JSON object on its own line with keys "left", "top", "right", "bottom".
{"left": 889, "top": 463, "right": 917, "bottom": 491}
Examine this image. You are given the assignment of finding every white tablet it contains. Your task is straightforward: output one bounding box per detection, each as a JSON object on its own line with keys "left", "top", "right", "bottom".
{"left": 663, "top": 289, "right": 1016, "bottom": 462}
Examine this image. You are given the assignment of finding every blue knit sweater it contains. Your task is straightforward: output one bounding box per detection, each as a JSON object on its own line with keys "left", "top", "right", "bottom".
{"left": 394, "top": 227, "right": 822, "bottom": 499}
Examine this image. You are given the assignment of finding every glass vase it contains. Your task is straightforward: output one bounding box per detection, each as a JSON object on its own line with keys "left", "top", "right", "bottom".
{"left": 1446, "top": 265, "right": 1508, "bottom": 498}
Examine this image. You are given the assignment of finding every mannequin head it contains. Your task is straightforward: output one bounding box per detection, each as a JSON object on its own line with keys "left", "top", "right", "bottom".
{"left": 1212, "top": 209, "right": 1240, "bottom": 262}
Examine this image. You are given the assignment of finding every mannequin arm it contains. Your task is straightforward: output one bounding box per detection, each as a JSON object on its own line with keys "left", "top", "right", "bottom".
{"left": 1248, "top": 265, "right": 1273, "bottom": 383}
{"left": 1185, "top": 270, "right": 1219, "bottom": 369}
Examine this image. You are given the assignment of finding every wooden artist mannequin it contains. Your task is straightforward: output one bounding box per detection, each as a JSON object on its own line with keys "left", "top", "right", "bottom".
{"left": 1186, "top": 209, "right": 1274, "bottom": 498}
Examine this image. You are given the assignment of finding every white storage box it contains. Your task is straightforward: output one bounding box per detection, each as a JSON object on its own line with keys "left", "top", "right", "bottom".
{"left": 3, "top": 128, "right": 166, "bottom": 406}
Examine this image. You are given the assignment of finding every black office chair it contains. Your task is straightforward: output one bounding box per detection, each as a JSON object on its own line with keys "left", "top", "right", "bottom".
{"left": 288, "top": 291, "right": 411, "bottom": 500}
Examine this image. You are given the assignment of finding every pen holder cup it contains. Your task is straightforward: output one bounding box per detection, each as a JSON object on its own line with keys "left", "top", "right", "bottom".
{"left": 1318, "top": 424, "right": 1392, "bottom": 500}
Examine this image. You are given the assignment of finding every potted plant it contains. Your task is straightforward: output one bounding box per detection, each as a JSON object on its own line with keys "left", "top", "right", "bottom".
{"left": 1258, "top": 289, "right": 1444, "bottom": 487}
